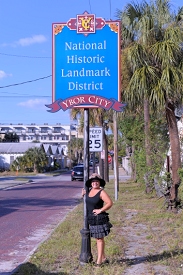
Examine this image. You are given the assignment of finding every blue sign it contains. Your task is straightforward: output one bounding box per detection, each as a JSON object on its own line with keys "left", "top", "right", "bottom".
{"left": 49, "top": 12, "right": 124, "bottom": 112}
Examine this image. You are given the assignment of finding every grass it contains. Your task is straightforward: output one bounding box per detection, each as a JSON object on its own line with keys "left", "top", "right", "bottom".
{"left": 0, "top": 171, "right": 37, "bottom": 177}
{"left": 0, "top": 169, "right": 68, "bottom": 178}
{"left": 13, "top": 177, "right": 183, "bottom": 275}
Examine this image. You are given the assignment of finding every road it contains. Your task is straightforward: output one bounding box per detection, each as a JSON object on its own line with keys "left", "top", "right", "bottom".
{"left": 0, "top": 173, "right": 83, "bottom": 275}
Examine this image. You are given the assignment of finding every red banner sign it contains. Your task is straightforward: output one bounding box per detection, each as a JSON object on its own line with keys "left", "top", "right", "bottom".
{"left": 46, "top": 95, "right": 126, "bottom": 113}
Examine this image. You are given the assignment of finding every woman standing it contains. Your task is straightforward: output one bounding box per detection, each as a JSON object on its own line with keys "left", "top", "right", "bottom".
{"left": 82, "top": 173, "right": 113, "bottom": 267}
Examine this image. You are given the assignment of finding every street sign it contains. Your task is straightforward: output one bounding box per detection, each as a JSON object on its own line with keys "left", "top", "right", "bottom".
{"left": 46, "top": 11, "right": 127, "bottom": 114}
{"left": 108, "top": 155, "right": 112, "bottom": 164}
{"left": 89, "top": 127, "right": 103, "bottom": 152}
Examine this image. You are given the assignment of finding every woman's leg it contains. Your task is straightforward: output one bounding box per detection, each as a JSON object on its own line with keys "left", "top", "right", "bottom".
{"left": 96, "top": 238, "right": 106, "bottom": 264}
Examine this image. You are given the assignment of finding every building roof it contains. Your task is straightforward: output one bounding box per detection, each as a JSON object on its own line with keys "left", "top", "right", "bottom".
{"left": 0, "top": 143, "right": 41, "bottom": 154}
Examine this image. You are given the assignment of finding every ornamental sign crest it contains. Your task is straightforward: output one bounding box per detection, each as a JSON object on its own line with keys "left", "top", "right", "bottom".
{"left": 47, "top": 11, "right": 126, "bottom": 113}
{"left": 77, "top": 13, "right": 96, "bottom": 34}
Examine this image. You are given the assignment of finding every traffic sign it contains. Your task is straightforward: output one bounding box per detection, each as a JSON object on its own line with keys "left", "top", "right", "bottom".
{"left": 89, "top": 127, "right": 103, "bottom": 152}
{"left": 108, "top": 155, "right": 112, "bottom": 164}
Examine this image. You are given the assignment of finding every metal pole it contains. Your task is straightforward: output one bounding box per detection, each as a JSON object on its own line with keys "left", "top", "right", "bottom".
{"left": 113, "top": 111, "right": 119, "bottom": 200}
{"left": 79, "top": 108, "right": 93, "bottom": 264}
{"left": 92, "top": 152, "right": 95, "bottom": 173}
{"left": 69, "top": 125, "right": 72, "bottom": 169}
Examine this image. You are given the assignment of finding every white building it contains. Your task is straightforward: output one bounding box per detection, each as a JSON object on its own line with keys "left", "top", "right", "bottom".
{"left": 0, "top": 143, "right": 67, "bottom": 171}
{"left": 0, "top": 123, "right": 77, "bottom": 142}
{"left": 0, "top": 123, "right": 83, "bottom": 170}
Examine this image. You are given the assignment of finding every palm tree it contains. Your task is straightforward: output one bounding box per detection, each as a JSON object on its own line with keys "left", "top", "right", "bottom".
{"left": 70, "top": 108, "right": 113, "bottom": 182}
{"left": 11, "top": 156, "right": 26, "bottom": 172}
{"left": 24, "top": 147, "right": 47, "bottom": 173}
{"left": 119, "top": 0, "right": 183, "bottom": 209}
{"left": 117, "top": 1, "right": 158, "bottom": 192}
{"left": 67, "top": 137, "right": 84, "bottom": 164}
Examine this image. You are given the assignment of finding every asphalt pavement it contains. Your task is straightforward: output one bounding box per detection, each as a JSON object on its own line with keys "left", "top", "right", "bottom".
{"left": 0, "top": 167, "right": 130, "bottom": 190}
{"left": 0, "top": 174, "right": 53, "bottom": 190}
{"left": 0, "top": 167, "right": 130, "bottom": 275}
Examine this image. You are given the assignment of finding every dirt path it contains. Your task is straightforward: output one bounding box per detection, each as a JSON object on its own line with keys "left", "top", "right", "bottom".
{"left": 123, "top": 209, "right": 172, "bottom": 275}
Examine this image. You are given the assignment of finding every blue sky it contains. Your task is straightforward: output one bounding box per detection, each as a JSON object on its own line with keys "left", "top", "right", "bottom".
{"left": 0, "top": 0, "right": 182, "bottom": 126}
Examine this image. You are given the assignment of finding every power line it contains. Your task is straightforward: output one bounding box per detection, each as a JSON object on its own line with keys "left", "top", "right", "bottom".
{"left": 0, "top": 95, "right": 50, "bottom": 97}
{"left": 0, "top": 75, "right": 52, "bottom": 89}
{"left": 88, "top": 0, "right": 92, "bottom": 13}
{"left": 0, "top": 52, "right": 51, "bottom": 59}
{"left": 109, "top": 0, "right": 112, "bottom": 19}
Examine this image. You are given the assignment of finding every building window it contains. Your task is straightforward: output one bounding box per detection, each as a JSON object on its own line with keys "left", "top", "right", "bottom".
{"left": 49, "top": 136, "right": 52, "bottom": 140}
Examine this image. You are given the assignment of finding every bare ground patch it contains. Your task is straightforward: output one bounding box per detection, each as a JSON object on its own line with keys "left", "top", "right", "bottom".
{"left": 122, "top": 209, "right": 171, "bottom": 275}
{"left": 13, "top": 180, "right": 183, "bottom": 275}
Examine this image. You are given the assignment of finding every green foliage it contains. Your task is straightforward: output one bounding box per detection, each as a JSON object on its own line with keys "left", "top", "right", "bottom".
{"left": 117, "top": 0, "right": 183, "bottom": 199}
{"left": 1, "top": 132, "right": 19, "bottom": 142}
{"left": 118, "top": 146, "right": 126, "bottom": 158}
{"left": 178, "top": 168, "right": 183, "bottom": 182}
{"left": 67, "top": 137, "right": 84, "bottom": 164}
{"left": 118, "top": 112, "right": 169, "bottom": 183}
{"left": 11, "top": 147, "right": 47, "bottom": 173}
{"left": 107, "top": 134, "right": 114, "bottom": 151}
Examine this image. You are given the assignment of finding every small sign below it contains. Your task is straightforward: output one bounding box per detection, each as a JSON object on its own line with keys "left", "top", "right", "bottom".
{"left": 89, "top": 127, "right": 103, "bottom": 152}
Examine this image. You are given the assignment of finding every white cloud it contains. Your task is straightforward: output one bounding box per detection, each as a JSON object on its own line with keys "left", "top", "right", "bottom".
{"left": 0, "top": 70, "right": 12, "bottom": 79}
{"left": 0, "top": 35, "right": 47, "bottom": 47}
{"left": 17, "top": 35, "right": 47, "bottom": 46}
{"left": 18, "top": 98, "right": 49, "bottom": 108}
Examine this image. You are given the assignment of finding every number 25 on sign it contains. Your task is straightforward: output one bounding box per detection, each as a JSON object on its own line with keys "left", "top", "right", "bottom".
{"left": 89, "top": 127, "right": 103, "bottom": 152}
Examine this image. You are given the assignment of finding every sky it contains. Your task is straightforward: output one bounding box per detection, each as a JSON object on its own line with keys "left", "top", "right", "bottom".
{"left": 0, "top": 0, "right": 182, "bottom": 126}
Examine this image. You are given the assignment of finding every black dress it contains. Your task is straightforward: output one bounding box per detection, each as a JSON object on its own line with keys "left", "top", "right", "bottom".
{"left": 86, "top": 189, "right": 113, "bottom": 238}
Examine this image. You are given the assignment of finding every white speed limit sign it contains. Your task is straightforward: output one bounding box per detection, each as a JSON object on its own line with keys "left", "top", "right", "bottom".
{"left": 89, "top": 127, "right": 103, "bottom": 152}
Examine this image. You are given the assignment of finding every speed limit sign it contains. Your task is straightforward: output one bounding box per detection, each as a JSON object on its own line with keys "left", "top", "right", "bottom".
{"left": 89, "top": 127, "right": 103, "bottom": 152}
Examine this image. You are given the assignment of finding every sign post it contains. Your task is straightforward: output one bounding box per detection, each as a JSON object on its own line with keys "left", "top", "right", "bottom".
{"left": 48, "top": 11, "right": 126, "bottom": 265}
{"left": 79, "top": 109, "right": 93, "bottom": 264}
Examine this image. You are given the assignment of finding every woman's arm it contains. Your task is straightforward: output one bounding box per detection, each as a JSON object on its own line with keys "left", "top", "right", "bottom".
{"left": 93, "top": 190, "right": 113, "bottom": 215}
{"left": 100, "top": 190, "right": 113, "bottom": 212}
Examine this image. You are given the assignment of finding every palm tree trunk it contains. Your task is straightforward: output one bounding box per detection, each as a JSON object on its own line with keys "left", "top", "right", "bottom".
{"left": 144, "top": 99, "right": 153, "bottom": 193}
{"left": 130, "top": 141, "right": 136, "bottom": 181}
{"left": 166, "top": 102, "right": 181, "bottom": 209}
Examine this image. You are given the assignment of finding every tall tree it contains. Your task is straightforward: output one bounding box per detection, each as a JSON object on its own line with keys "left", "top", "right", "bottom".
{"left": 119, "top": 0, "right": 183, "bottom": 209}
{"left": 2, "top": 132, "right": 19, "bottom": 142}
{"left": 23, "top": 147, "right": 47, "bottom": 173}
{"left": 11, "top": 147, "right": 47, "bottom": 173}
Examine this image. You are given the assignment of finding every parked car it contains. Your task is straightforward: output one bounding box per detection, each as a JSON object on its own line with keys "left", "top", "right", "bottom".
{"left": 71, "top": 165, "right": 84, "bottom": 181}
{"left": 89, "top": 158, "right": 99, "bottom": 166}
{"left": 77, "top": 163, "right": 84, "bottom": 167}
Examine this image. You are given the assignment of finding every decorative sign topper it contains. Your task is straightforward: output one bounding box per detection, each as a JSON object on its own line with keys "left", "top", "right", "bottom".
{"left": 46, "top": 11, "right": 126, "bottom": 113}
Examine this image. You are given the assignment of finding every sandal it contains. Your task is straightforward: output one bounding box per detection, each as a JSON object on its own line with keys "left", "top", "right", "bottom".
{"left": 93, "top": 263, "right": 103, "bottom": 268}
{"left": 102, "top": 258, "right": 109, "bottom": 264}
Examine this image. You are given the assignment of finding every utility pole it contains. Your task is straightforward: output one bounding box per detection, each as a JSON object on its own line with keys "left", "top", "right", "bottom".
{"left": 79, "top": 108, "right": 93, "bottom": 264}
{"left": 113, "top": 111, "right": 119, "bottom": 200}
